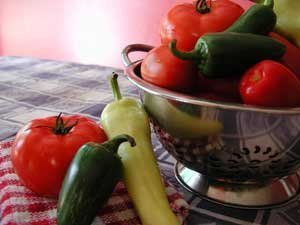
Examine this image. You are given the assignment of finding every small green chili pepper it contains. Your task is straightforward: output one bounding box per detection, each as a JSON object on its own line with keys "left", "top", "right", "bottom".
{"left": 169, "top": 32, "right": 286, "bottom": 78}
{"left": 226, "top": 0, "right": 276, "bottom": 35}
{"left": 57, "top": 134, "right": 135, "bottom": 225}
{"left": 253, "top": 0, "right": 300, "bottom": 47}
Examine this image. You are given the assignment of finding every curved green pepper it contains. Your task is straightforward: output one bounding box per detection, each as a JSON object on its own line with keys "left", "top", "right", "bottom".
{"left": 100, "top": 74, "right": 181, "bottom": 225}
{"left": 169, "top": 32, "right": 286, "bottom": 78}
{"left": 254, "top": 0, "right": 300, "bottom": 47}
{"left": 226, "top": 0, "right": 276, "bottom": 35}
{"left": 57, "top": 134, "right": 135, "bottom": 225}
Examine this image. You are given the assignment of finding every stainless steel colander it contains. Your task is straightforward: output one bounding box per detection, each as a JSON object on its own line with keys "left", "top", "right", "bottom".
{"left": 121, "top": 44, "right": 300, "bottom": 209}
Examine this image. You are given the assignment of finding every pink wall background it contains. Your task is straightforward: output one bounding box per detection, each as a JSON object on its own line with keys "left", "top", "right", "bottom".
{"left": 0, "top": 0, "right": 251, "bottom": 68}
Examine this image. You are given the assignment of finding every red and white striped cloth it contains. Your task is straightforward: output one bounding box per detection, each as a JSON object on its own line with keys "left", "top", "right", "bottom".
{"left": 0, "top": 140, "right": 189, "bottom": 225}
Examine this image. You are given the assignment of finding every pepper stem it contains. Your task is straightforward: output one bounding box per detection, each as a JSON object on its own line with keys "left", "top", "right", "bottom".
{"left": 110, "top": 72, "right": 122, "bottom": 101}
{"left": 196, "top": 0, "right": 211, "bottom": 14}
{"left": 102, "top": 134, "right": 136, "bottom": 154}
{"left": 169, "top": 40, "right": 201, "bottom": 61}
{"left": 263, "top": 0, "right": 274, "bottom": 8}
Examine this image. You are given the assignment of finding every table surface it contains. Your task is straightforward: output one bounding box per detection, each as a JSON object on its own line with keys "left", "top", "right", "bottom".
{"left": 0, "top": 56, "right": 300, "bottom": 225}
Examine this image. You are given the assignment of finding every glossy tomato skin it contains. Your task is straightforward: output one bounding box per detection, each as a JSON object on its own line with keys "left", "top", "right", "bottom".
{"left": 11, "top": 115, "right": 107, "bottom": 198}
{"left": 141, "top": 45, "right": 197, "bottom": 92}
{"left": 239, "top": 60, "right": 300, "bottom": 107}
{"left": 160, "top": 0, "right": 244, "bottom": 51}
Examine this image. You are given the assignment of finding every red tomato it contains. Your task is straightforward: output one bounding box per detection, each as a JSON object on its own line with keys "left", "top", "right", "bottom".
{"left": 141, "top": 45, "right": 197, "bottom": 92}
{"left": 239, "top": 60, "right": 300, "bottom": 107}
{"left": 11, "top": 114, "right": 107, "bottom": 197}
{"left": 270, "top": 32, "right": 300, "bottom": 76}
{"left": 160, "top": 0, "right": 244, "bottom": 51}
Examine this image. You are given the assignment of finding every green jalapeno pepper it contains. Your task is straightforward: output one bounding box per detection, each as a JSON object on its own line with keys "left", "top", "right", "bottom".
{"left": 227, "top": 0, "right": 276, "bottom": 35}
{"left": 57, "top": 134, "right": 135, "bottom": 225}
{"left": 254, "top": 0, "right": 300, "bottom": 47}
{"left": 169, "top": 32, "right": 286, "bottom": 78}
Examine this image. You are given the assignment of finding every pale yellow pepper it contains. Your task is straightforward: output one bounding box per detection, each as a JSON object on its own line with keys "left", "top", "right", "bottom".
{"left": 100, "top": 74, "right": 181, "bottom": 225}
{"left": 254, "top": 0, "right": 300, "bottom": 47}
{"left": 274, "top": 0, "right": 300, "bottom": 47}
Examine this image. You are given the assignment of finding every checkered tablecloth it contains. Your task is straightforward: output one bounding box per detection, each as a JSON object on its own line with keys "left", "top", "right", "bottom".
{"left": 0, "top": 140, "right": 188, "bottom": 225}
{"left": 0, "top": 56, "right": 300, "bottom": 225}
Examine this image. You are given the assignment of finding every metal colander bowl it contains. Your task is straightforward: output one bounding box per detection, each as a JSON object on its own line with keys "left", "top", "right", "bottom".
{"left": 122, "top": 44, "right": 300, "bottom": 208}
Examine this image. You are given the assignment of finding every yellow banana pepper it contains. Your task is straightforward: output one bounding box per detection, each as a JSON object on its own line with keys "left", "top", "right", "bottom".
{"left": 274, "top": 0, "right": 300, "bottom": 47}
{"left": 100, "top": 73, "right": 181, "bottom": 225}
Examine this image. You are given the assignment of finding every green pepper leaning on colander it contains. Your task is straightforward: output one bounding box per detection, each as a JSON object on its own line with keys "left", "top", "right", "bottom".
{"left": 100, "top": 73, "right": 181, "bottom": 225}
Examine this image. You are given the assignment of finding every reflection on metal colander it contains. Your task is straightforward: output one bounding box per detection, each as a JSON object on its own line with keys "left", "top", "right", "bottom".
{"left": 150, "top": 107, "right": 300, "bottom": 183}
{"left": 121, "top": 43, "right": 300, "bottom": 208}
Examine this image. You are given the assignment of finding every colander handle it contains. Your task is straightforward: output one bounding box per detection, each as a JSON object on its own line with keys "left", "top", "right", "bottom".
{"left": 121, "top": 44, "right": 153, "bottom": 67}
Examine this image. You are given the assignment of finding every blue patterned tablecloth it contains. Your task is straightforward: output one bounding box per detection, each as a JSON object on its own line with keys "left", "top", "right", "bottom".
{"left": 0, "top": 56, "right": 299, "bottom": 225}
